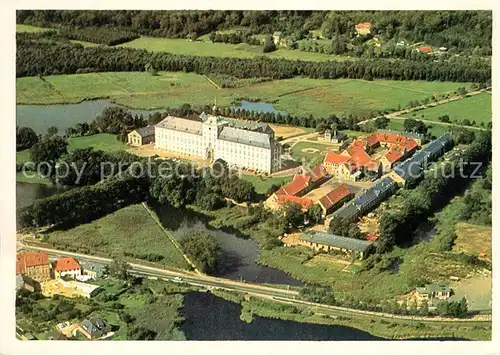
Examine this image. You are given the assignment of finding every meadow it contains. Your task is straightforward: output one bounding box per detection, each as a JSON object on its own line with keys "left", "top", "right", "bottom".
{"left": 400, "top": 93, "right": 492, "bottom": 126}
{"left": 46, "top": 204, "right": 190, "bottom": 270}
{"left": 118, "top": 36, "right": 345, "bottom": 62}
{"left": 17, "top": 72, "right": 468, "bottom": 118}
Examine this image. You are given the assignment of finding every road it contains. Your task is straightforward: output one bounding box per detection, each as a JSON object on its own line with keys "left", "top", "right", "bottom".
{"left": 18, "top": 242, "right": 299, "bottom": 300}
{"left": 17, "top": 241, "right": 491, "bottom": 324}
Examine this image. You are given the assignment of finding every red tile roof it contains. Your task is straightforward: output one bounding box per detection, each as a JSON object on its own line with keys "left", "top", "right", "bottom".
{"left": 324, "top": 153, "right": 351, "bottom": 165}
{"left": 278, "top": 174, "right": 311, "bottom": 196}
{"left": 404, "top": 138, "right": 419, "bottom": 153}
{"left": 355, "top": 22, "right": 373, "bottom": 29}
{"left": 55, "top": 257, "right": 81, "bottom": 272}
{"left": 418, "top": 46, "right": 433, "bottom": 54}
{"left": 16, "top": 251, "right": 49, "bottom": 274}
{"left": 384, "top": 149, "right": 404, "bottom": 164}
{"left": 307, "top": 164, "right": 328, "bottom": 183}
{"left": 319, "top": 184, "right": 352, "bottom": 211}
{"left": 346, "top": 146, "right": 373, "bottom": 167}
{"left": 277, "top": 195, "right": 314, "bottom": 210}
{"left": 364, "top": 134, "right": 380, "bottom": 148}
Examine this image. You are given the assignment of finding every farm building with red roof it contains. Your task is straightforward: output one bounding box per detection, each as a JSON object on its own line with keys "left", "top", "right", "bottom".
{"left": 16, "top": 251, "right": 51, "bottom": 282}
{"left": 54, "top": 257, "right": 82, "bottom": 280}
{"left": 318, "top": 184, "right": 354, "bottom": 216}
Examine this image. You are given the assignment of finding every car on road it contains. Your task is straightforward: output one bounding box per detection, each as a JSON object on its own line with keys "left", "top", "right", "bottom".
{"left": 172, "top": 276, "right": 183, "bottom": 283}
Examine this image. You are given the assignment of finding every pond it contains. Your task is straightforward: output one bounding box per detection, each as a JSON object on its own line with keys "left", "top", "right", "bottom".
{"left": 181, "top": 292, "right": 380, "bottom": 340}
{"left": 151, "top": 202, "right": 303, "bottom": 286}
{"left": 16, "top": 100, "right": 161, "bottom": 135}
{"left": 233, "top": 100, "right": 289, "bottom": 115}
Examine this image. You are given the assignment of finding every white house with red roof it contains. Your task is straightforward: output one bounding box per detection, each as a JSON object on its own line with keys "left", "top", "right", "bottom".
{"left": 54, "top": 257, "right": 82, "bottom": 280}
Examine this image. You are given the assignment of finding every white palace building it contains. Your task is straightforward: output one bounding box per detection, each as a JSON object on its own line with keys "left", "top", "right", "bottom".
{"left": 154, "top": 110, "right": 282, "bottom": 173}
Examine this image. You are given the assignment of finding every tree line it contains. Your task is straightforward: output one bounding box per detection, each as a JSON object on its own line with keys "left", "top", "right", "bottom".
{"left": 16, "top": 36, "right": 491, "bottom": 83}
{"left": 17, "top": 10, "right": 491, "bottom": 53}
{"left": 59, "top": 26, "right": 140, "bottom": 46}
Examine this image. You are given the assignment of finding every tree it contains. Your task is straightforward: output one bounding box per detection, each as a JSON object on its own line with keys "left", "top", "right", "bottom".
{"left": 280, "top": 202, "right": 304, "bottom": 228}
{"left": 374, "top": 116, "right": 390, "bottom": 129}
{"left": 179, "top": 230, "right": 220, "bottom": 274}
{"left": 30, "top": 135, "right": 68, "bottom": 178}
{"left": 263, "top": 35, "right": 276, "bottom": 53}
{"left": 16, "top": 126, "right": 39, "bottom": 151}
{"left": 332, "top": 34, "right": 347, "bottom": 54}
{"left": 46, "top": 126, "right": 59, "bottom": 138}
{"left": 306, "top": 204, "right": 323, "bottom": 224}
{"left": 107, "top": 259, "right": 131, "bottom": 280}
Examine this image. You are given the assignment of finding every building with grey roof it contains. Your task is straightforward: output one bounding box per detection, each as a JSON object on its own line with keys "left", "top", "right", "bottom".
{"left": 333, "top": 176, "right": 398, "bottom": 222}
{"left": 394, "top": 134, "right": 453, "bottom": 185}
{"left": 299, "top": 231, "right": 374, "bottom": 259}
{"left": 155, "top": 112, "right": 282, "bottom": 173}
{"left": 80, "top": 317, "right": 112, "bottom": 340}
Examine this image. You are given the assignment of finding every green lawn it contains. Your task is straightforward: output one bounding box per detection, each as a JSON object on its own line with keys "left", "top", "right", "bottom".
{"left": 241, "top": 175, "right": 291, "bottom": 194}
{"left": 400, "top": 93, "right": 492, "bottom": 126}
{"left": 46, "top": 204, "right": 190, "bottom": 270}
{"left": 17, "top": 72, "right": 468, "bottom": 118}
{"left": 119, "top": 36, "right": 345, "bottom": 62}
{"left": 290, "top": 141, "right": 336, "bottom": 166}
{"left": 16, "top": 24, "right": 55, "bottom": 33}
{"left": 67, "top": 133, "right": 127, "bottom": 153}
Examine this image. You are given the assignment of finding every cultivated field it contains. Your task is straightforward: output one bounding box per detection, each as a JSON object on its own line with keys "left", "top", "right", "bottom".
{"left": 46, "top": 204, "right": 190, "bottom": 270}
{"left": 400, "top": 92, "right": 492, "bottom": 126}
{"left": 17, "top": 73, "right": 468, "bottom": 118}
{"left": 118, "top": 36, "right": 345, "bottom": 62}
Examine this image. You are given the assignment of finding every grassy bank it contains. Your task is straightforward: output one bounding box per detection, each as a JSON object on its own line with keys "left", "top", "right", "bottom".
{"left": 45, "top": 204, "right": 190, "bottom": 270}
{"left": 206, "top": 290, "right": 490, "bottom": 340}
{"left": 17, "top": 72, "right": 468, "bottom": 118}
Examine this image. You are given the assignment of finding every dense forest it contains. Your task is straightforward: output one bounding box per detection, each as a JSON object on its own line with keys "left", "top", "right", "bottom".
{"left": 59, "top": 26, "right": 139, "bottom": 46}
{"left": 16, "top": 10, "right": 492, "bottom": 53}
{"left": 16, "top": 35, "right": 491, "bottom": 83}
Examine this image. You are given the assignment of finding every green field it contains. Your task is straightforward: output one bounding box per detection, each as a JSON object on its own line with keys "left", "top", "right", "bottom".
{"left": 119, "top": 36, "right": 346, "bottom": 62}
{"left": 67, "top": 133, "right": 127, "bottom": 153}
{"left": 401, "top": 93, "right": 492, "bottom": 126}
{"left": 387, "top": 118, "right": 451, "bottom": 138}
{"left": 240, "top": 175, "right": 291, "bottom": 194}
{"left": 46, "top": 204, "right": 189, "bottom": 270}
{"left": 17, "top": 72, "right": 468, "bottom": 118}
{"left": 16, "top": 24, "right": 55, "bottom": 33}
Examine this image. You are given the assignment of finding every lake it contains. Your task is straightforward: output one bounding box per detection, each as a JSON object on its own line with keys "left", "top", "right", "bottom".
{"left": 233, "top": 100, "right": 289, "bottom": 115}
{"left": 17, "top": 99, "right": 287, "bottom": 135}
{"left": 151, "top": 202, "right": 303, "bottom": 286}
